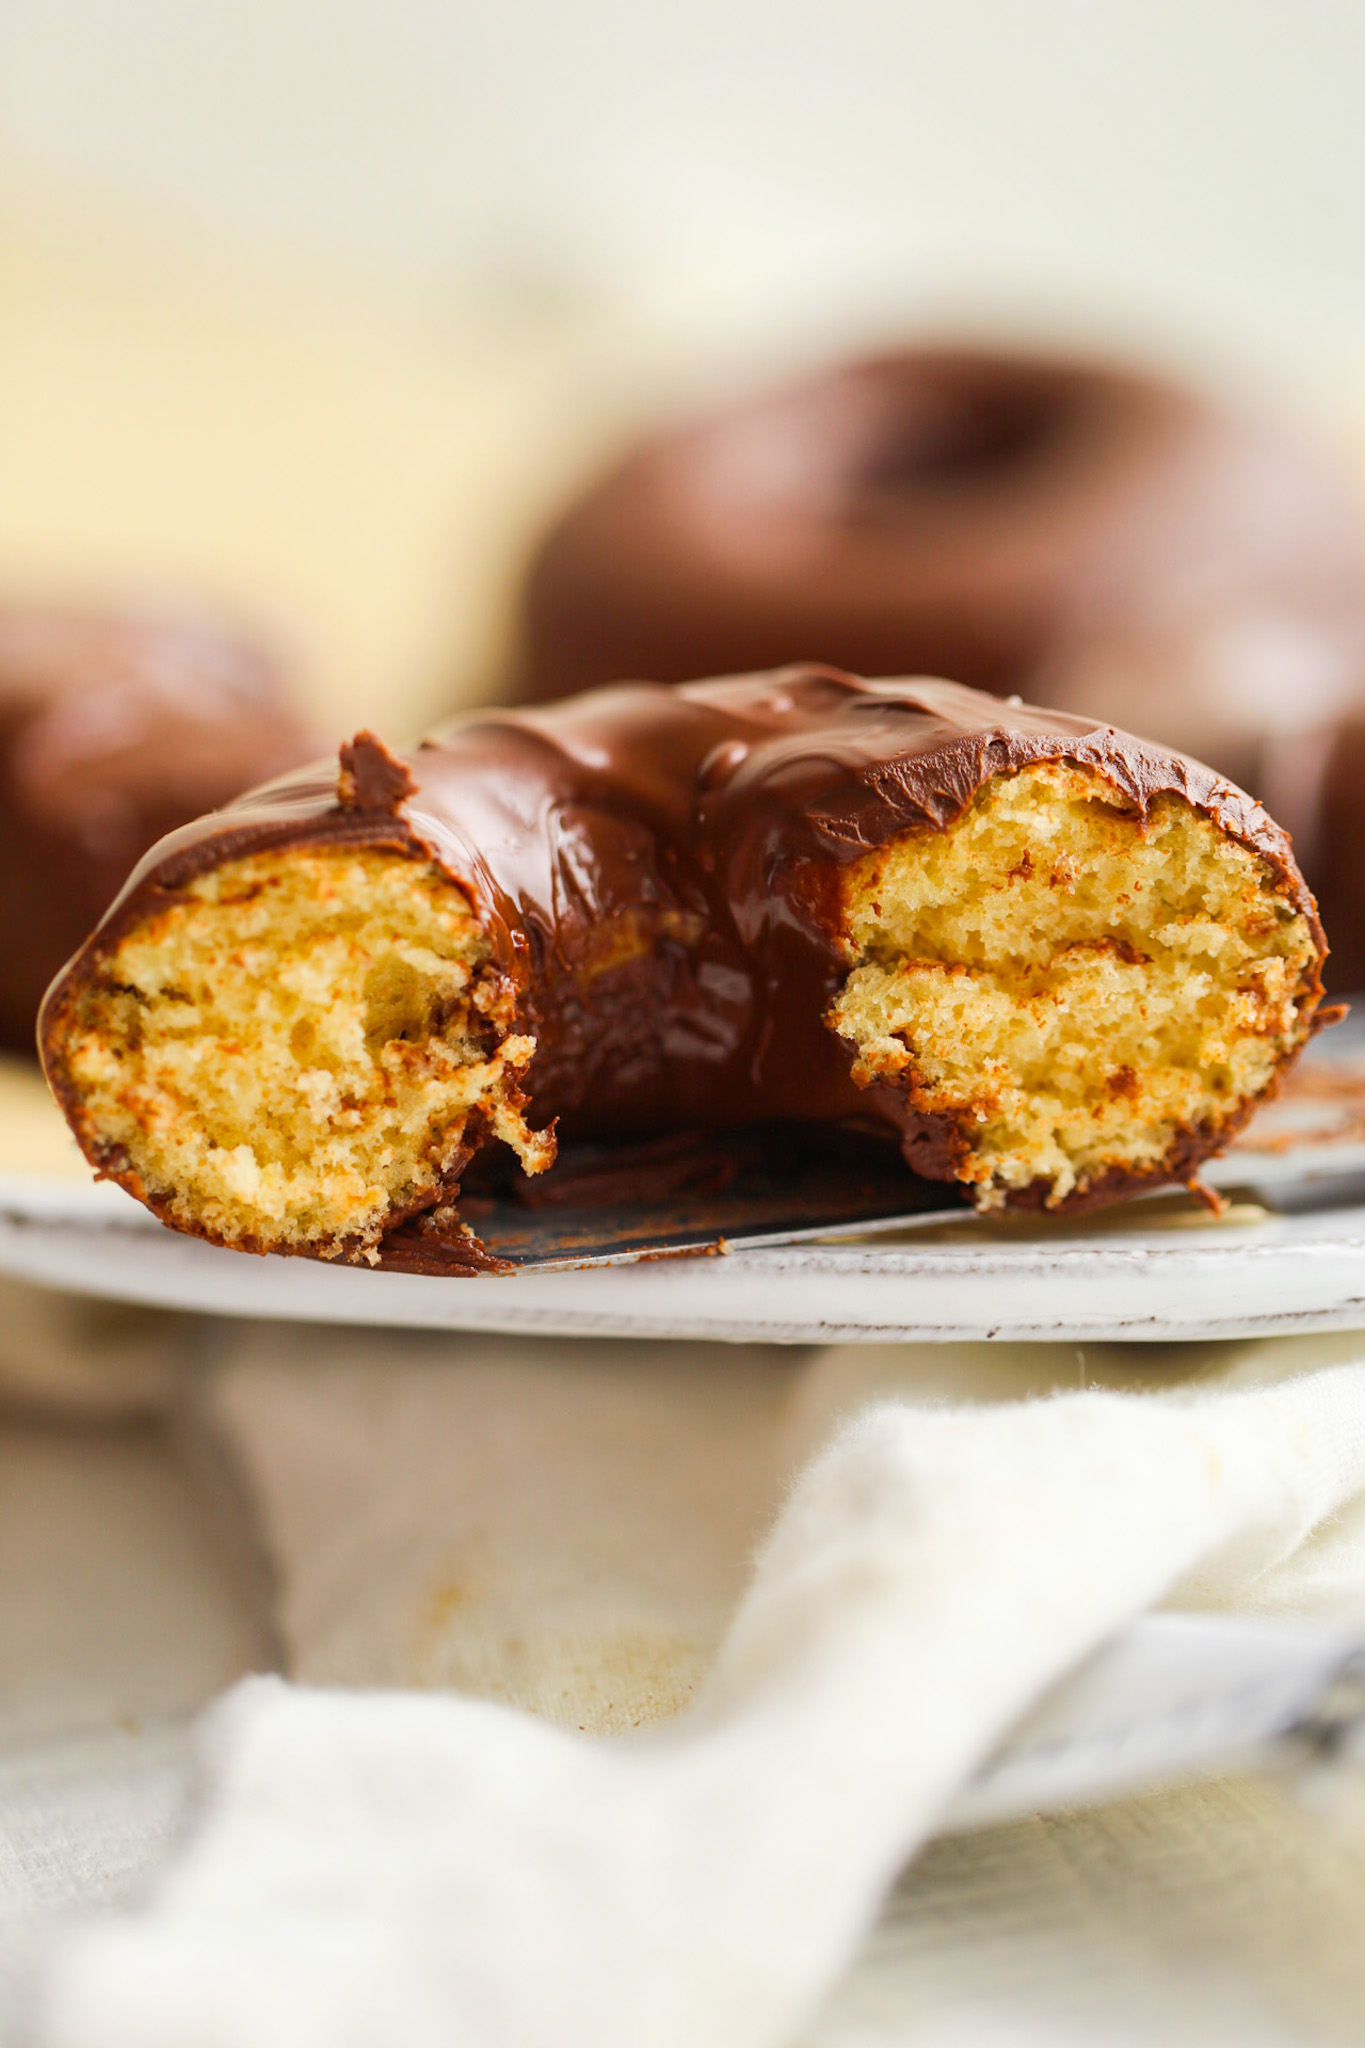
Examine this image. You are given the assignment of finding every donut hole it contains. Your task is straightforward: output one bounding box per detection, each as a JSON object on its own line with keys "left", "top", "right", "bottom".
{"left": 858, "top": 385, "right": 1069, "bottom": 501}
{"left": 693, "top": 366, "right": 1078, "bottom": 528}
{"left": 53, "top": 847, "right": 552, "bottom": 1259}
{"left": 830, "top": 763, "right": 1319, "bottom": 1208}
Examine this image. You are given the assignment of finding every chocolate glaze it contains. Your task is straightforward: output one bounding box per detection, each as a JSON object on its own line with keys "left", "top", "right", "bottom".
{"left": 512, "top": 349, "right": 1365, "bottom": 979}
{"left": 40, "top": 669, "right": 1327, "bottom": 1265}
{"left": 0, "top": 604, "right": 316, "bottom": 1051}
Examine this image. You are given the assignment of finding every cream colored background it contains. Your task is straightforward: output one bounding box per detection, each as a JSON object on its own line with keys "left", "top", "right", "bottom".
{"left": 3, "top": 0, "right": 1365, "bottom": 374}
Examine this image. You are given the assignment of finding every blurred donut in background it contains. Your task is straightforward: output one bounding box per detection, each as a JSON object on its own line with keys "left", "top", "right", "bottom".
{"left": 511, "top": 345, "right": 1365, "bottom": 981}
{"left": 0, "top": 604, "right": 316, "bottom": 1051}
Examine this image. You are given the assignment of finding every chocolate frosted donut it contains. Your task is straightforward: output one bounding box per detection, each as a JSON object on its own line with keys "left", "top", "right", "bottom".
{"left": 514, "top": 346, "right": 1365, "bottom": 819}
{"left": 0, "top": 605, "right": 315, "bottom": 1051}
{"left": 40, "top": 668, "right": 1326, "bottom": 1270}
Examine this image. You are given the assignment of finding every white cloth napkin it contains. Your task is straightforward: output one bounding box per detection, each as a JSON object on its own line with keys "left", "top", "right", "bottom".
{"left": 201, "top": 1328, "right": 800, "bottom": 1724}
{"left": 33, "top": 1342, "right": 1365, "bottom": 2048}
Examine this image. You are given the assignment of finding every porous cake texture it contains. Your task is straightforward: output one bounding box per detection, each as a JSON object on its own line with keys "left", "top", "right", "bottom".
{"left": 832, "top": 763, "right": 1318, "bottom": 1206}
{"left": 57, "top": 848, "right": 552, "bottom": 1259}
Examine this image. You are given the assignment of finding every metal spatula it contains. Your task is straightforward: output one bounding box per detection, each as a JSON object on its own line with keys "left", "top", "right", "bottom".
{"left": 943, "top": 1610, "right": 1365, "bottom": 1835}
{"left": 406, "top": 1005, "right": 1365, "bottom": 1271}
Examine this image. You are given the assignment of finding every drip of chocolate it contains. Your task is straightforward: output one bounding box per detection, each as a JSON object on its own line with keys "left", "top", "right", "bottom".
{"left": 337, "top": 731, "right": 417, "bottom": 812}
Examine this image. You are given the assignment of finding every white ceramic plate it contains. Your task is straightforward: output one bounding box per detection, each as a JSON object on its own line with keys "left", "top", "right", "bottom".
{"left": 0, "top": 1167, "right": 1363, "bottom": 1343}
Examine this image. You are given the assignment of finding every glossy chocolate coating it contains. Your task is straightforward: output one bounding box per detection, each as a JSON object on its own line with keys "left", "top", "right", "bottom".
{"left": 41, "top": 668, "right": 1324, "bottom": 1254}
{"left": 0, "top": 605, "right": 315, "bottom": 1051}
{"left": 514, "top": 347, "right": 1365, "bottom": 820}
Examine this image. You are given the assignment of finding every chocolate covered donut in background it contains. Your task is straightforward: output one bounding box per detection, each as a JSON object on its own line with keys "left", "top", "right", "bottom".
{"left": 512, "top": 347, "right": 1365, "bottom": 980}
{"left": 0, "top": 605, "right": 316, "bottom": 1051}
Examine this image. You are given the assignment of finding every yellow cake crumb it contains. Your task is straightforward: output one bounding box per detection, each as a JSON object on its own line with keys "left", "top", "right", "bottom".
{"left": 829, "top": 762, "right": 1318, "bottom": 1207}
{"left": 57, "top": 847, "right": 552, "bottom": 1257}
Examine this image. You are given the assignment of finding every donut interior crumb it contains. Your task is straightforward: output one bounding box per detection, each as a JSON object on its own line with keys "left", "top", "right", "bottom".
{"left": 55, "top": 847, "right": 552, "bottom": 1259}
{"left": 830, "top": 761, "right": 1319, "bottom": 1208}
